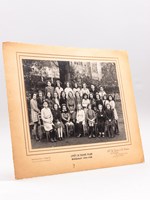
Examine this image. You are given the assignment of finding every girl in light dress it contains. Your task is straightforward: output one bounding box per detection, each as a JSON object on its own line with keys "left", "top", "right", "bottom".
{"left": 80, "top": 83, "right": 90, "bottom": 98}
{"left": 99, "top": 86, "right": 106, "bottom": 98}
{"left": 64, "top": 82, "right": 73, "bottom": 99}
{"left": 55, "top": 80, "right": 63, "bottom": 99}
{"left": 76, "top": 104, "right": 85, "bottom": 138}
{"left": 73, "top": 82, "right": 80, "bottom": 96}
{"left": 41, "top": 101, "right": 56, "bottom": 142}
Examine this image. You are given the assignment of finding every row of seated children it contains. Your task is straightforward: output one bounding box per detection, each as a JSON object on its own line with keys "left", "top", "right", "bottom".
{"left": 30, "top": 91, "right": 119, "bottom": 142}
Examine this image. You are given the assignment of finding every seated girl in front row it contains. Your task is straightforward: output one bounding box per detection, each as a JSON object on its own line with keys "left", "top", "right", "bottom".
{"left": 105, "top": 104, "right": 115, "bottom": 138}
{"left": 87, "top": 104, "right": 96, "bottom": 138}
{"left": 41, "top": 101, "right": 56, "bottom": 142}
{"left": 52, "top": 103, "right": 64, "bottom": 141}
{"left": 97, "top": 104, "right": 106, "bottom": 138}
{"left": 61, "top": 104, "right": 74, "bottom": 137}
{"left": 76, "top": 104, "right": 85, "bottom": 138}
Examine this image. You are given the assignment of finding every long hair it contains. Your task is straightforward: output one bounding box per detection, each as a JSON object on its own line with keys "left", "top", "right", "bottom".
{"left": 61, "top": 104, "right": 68, "bottom": 113}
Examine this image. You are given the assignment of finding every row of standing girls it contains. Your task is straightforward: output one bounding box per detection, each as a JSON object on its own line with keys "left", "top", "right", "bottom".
{"left": 30, "top": 80, "right": 119, "bottom": 142}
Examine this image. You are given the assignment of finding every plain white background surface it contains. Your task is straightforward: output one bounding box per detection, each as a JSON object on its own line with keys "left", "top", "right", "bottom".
{"left": 0, "top": 0, "right": 150, "bottom": 199}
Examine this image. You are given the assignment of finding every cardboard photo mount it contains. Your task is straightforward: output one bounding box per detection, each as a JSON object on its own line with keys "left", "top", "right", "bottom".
{"left": 3, "top": 42, "right": 144, "bottom": 179}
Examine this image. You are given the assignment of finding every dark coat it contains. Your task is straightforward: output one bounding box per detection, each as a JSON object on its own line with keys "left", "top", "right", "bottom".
{"left": 52, "top": 109, "right": 62, "bottom": 123}
{"left": 37, "top": 97, "right": 45, "bottom": 110}
{"left": 105, "top": 109, "right": 114, "bottom": 121}
{"left": 96, "top": 99, "right": 103, "bottom": 108}
{"left": 97, "top": 110, "right": 106, "bottom": 123}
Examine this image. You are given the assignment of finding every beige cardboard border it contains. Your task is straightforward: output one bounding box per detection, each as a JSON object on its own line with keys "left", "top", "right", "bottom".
{"left": 3, "top": 42, "right": 144, "bottom": 179}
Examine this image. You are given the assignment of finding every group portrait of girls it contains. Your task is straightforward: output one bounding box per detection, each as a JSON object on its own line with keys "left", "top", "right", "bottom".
{"left": 29, "top": 79, "right": 120, "bottom": 143}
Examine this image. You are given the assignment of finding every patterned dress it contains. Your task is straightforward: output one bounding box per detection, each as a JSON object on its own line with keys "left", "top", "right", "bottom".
{"left": 30, "top": 99, "right": 39, "bottom": 123}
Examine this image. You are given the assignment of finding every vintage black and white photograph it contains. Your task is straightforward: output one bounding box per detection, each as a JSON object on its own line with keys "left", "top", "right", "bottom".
{"left": 22, "top": 59, "right": 126, "bottom": 149}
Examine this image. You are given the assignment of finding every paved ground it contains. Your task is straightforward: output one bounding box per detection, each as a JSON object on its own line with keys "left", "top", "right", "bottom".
{"left": 31, "top": 101, "right": 126, "bottom": 149}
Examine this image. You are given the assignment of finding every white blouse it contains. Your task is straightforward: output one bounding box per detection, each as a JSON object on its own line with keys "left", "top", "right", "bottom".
{"left": 41, "top": 107, "right": 53, "bottom": 131}
{"left": 99, "top": 91, "right": 106, "bottom": 97}
{"left": 55, "top": 87, "right": 63, "bottom": 99}
{"left": 64, "top": 87, "right": 73, "bottom": 98}
{"left": 80, "top": 88, "right": 90, "bottom": 97}
{"left": 76, "top": 109, "right": 85, "bottom": 124}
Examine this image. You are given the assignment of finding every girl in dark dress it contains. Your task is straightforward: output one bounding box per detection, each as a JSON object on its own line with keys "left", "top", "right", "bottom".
{"left": 52, "top": 103, "right": 64, "bottom": 140}
{"left": 67, "top": 91, "right": 76, "bottom": 136}
{"left": 97, "top": 104, "right": 106, "bottom": 138}
{"left": 105, "top": 104, "right": 115, "bottom": 138}
{"left": 90, "top": 84, "right": 97, "bottom": 99}
{"left": 87, "top": 104, "right": 96, "bottom": 138}
{"left": 45, "top": 80, "right": 54, "bottom": 97}
{"left": 67, "top": 91, "right": 76, "bottom": 113}
{"left": 95, "top": 93, "right": 103, "bottom": 108}
{"left": 103, "top": 94, "right": 109, "bottom": 110}
{"left": 37, "top": 90, "right": 45, "bottom": 111}
{"left": 89, "top": 93, "right": 96, "bottom": 109}
{"left": 53, "top": 92, "right": 60, "bottom": 108}
{"left": 60, "top": 91, "right": 67, "bottom": 106}
{"left": 75, "top": 91, "right": 82, "bottom": 107}
{"left": 45, "top": 91, "right": 54, "bottom": 111}
{"left": 61, "top": 104, "right": 74, "bottom": 137}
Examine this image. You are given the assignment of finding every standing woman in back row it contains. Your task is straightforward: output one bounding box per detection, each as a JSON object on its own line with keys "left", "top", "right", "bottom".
{"left": 45, "top": 80, "right": 54, "bottom": 97}
{"left": 99, "top": 86, "right": 106, "bottom": 98}
{"left": 64, "top": 81, "right": 73, "bottom": 99}
{"left": 30, "top": 93, "right": 40, "bottom": 141}
{"left": 55, "top": 80, "right": 63, "bottom": 99}
{"left": 73, "top": 82, "right": 80, "bottom": 96}
{"left": 80, "top": 83, "right": 90, "bottom": 98}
